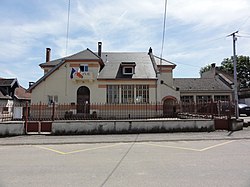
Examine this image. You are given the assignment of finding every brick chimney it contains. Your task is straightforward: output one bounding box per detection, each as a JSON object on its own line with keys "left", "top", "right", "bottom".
{"left": 46, "top": 48, "right": 51, "bottom": 63}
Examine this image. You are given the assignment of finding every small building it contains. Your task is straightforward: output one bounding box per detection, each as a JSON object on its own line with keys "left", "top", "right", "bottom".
{"left": 0, "top": 78, "right": 31, "bottom": 120}
{"left": 174, "top": 63, "right": 233, "bottom": 104}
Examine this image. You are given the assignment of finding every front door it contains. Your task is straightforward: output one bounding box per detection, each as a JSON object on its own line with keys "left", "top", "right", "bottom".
{"left": 77, "top": 86, "right": 90, "bottom": 113}
{"left": 163, "top": 98, "right": 177, "bottom": 117}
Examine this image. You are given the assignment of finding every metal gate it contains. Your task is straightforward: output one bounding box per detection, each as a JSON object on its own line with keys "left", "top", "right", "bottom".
{"left": 26, "top": 121, "right": 52, "bottom": 134}
{"left": 214, "top": 118, "right": 231, "bottom": 130}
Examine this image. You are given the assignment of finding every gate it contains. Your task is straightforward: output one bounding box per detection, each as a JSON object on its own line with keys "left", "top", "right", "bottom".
{"left": 214, "top": 117, "right": 231, "bottom": 130}
{"left": 26, "top": 121, "right": 52, "bottom": 134}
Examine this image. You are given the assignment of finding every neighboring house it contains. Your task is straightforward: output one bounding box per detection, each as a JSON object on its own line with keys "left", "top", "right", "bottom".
{"left": 28, "top": 43, "right": 179, "bottom": 118}
{"left": 174, "top": 63, "right": 233, "bottom": 104}
{"left": 0, "top": 78, "right": 31, "bottom": 119}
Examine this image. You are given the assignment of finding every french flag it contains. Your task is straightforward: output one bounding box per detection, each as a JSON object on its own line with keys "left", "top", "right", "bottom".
{"left": 70, "top": 68, "right": 76, "bottom": 79}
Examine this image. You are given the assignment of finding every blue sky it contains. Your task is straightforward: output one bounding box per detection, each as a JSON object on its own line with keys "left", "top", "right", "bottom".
{"left": 1, "top": 0, "right": 250, "bottom": 88}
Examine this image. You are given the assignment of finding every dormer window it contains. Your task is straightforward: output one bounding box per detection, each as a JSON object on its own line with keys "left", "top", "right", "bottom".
{"left": 121, "top": 62, "right": 136, "bottom": 75}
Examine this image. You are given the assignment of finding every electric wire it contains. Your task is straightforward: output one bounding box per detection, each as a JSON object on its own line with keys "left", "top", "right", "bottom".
{"left": 238, "top": 15, "right": 250, "bottom": 31}
{"left": 160, "top": 0, "right": 168, "bottom": 66}
{"left": 65, "top": 0, "right": 71, "bottom": 56}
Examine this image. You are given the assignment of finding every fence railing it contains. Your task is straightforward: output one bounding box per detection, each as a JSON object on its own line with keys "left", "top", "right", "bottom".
{"left": 0, "top": 101, "right": 234, "bottom": 121}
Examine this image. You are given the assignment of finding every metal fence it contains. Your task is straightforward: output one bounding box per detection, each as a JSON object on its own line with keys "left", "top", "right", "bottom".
{"left": 0, "top": 101, "right": 234, "bottom": 122}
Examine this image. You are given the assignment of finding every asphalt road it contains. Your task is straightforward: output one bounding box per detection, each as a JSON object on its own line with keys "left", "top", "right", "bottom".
{"left": 0, "top": 139, "right": 250, "bottom": 187}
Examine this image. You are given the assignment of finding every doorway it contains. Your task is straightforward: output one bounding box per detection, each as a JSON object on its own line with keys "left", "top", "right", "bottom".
{"left": 77, "top": 86, "right": 90, "bottom": 114}
{"left": 163, "top": 97, "right": 177, "bottom": 117}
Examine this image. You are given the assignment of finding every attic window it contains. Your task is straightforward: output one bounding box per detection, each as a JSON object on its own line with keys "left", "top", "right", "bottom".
{"left": 121, "top": 62, "right": 136, "bottom": 75}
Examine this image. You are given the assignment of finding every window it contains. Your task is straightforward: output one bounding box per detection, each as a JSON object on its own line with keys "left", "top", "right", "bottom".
{"left": 80, "top": 64, "right": 88, "bottom": 72}
{"left": 214, "top": 95, "right": 229, "bottom": 102}
{"left": 48, "top": 95, "right": 58, "bottom": 105}
{"left": 121, "top": 62, "right": 136, "bottom": 75}
{"left": 106, "top": 84, "right": 149, "bottom": 104}
{"left": 107, "top": 85, "right": 119, "bottom": 104}
{"left": 196, "top": 95, "right": 211, "bottom": 103}
{"left": 136, "top": 85, "right": 149, "bottom": 103}
{"left": 121, "top": 85, "right": 134, "bottom": 103}
{"left": 180, "top": 96, "right": 194, "bottom": 104}
{"left": 2, "top": 107, "right": 9, "bottom": 114}
{"left": 123, "top": 67, "right": 134, "bottom": 75}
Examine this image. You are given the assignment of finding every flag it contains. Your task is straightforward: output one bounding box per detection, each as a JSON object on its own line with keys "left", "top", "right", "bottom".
{"left": 70, "top": 68, "right": 76, "bottom": 79}
{"left": 76, "top": 68, "right": 83, "bottom": 78}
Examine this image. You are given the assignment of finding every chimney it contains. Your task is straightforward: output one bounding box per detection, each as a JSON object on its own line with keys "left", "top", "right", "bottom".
{"left": 98, "top": 42, "right": 102, "bottom": 57}
{"left": 46, "top": 48, "right": 51, "bottom": 63}
{"left": 211, "top": 63, "right": 216, "bottom": 77}
{"left": 148, "top": 47, "right": 152, "bottom": 55}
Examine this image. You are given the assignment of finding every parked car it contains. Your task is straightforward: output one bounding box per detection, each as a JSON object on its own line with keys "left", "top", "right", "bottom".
{"left": 238, "top": 103, "right": 250, "bottom": 116}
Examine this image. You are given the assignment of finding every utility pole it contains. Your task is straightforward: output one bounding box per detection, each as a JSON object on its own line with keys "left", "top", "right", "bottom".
{"left": 228, "top": 31, "right": 239, "bottom": 119}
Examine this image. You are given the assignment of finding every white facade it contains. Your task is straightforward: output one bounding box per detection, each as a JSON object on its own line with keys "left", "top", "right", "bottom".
{"left": 30, "top": 47, "right": 180, "bottom": 108}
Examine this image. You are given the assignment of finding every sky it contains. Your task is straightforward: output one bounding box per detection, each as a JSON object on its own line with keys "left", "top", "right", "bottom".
{"left": 1, "top": 0, "right": 250, "bottom": 88}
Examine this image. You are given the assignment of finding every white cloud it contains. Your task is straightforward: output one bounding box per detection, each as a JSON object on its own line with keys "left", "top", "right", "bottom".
{"left": 1, "top": 0, "right": 250, "bottom": 86}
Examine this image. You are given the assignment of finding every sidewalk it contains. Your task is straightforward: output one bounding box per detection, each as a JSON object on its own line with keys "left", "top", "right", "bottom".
{"left": 0, "top": 127, "right": 250, "bottom": 146}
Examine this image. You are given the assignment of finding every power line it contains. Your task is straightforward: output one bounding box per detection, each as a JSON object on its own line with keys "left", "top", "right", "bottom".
{"left": 160, "top": 0, "right": 168, "bottom": 65}
{"left": 65, "top": 0, "right": 71, "bottom": 56}
{"left": 238, "top": 15, "right": 250, "bottom": 31}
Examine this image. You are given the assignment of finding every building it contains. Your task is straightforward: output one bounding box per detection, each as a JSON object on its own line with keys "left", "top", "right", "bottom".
{"left": 0, "top": 78, "right": 31, "bottom": 120}
{"left": 28, "top": 43, "right": 180, "bottom": 118}
{"left": 174, "top": 63, "right": 233, "bottom": 104}
{"left": 28, "top": 43, "right": 233, "bottom": 118}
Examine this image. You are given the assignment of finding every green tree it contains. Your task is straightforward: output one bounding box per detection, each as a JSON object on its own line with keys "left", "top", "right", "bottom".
{"left": 220, "top": 56, "right": 250, "bottom": 88}
{"left": 199, "top": 64, "right": 212, "bottom": 75}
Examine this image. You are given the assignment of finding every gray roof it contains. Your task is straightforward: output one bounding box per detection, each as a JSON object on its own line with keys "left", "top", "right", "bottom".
{"left": 31, "top": 49, "right": 167, "bottom": 91}
{"left": 173, "top": 78, "right": 232, "bottom": 92}
{"left": 0, "top": 78, "right": 17, "bottom": 87}
{"left": 40, "top": 49, "right": 102, "bottom": 67}
{"left": 98, "top": 52, "right": 157, "bottom": 79}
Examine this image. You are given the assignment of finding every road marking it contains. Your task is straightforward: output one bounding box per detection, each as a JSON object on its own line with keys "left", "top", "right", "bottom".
{"left": 199, "top": 140, "right": 236, "bottom": 152}
{"left": 34, "top": 143, "right": 124, "bottom": 155}
{"left": 35, "top": 140, "right": 236, "bottom": 154}
{"left": 35, "top": 145, "right": 67, "bottom": 155}
{"left": 65, "top": 143, "right": 123, "bottom": 154}
{"left": 140, "top": 142, "right": 200, "bottom": 152}
{"left": 140, "top": 140, "right": 236, "bottom": 152}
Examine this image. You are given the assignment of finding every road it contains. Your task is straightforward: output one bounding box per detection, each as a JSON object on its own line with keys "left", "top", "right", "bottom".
{"left": 0, "top": 138, "right": 250, "bottom": 187}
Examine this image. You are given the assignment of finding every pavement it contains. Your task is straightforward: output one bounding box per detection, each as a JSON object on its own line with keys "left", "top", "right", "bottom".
{"left": 0, "top": 127, "right": 249, "bottom": 146}
{"left": 0, "top": 116, "right": 249, "bottom": 146}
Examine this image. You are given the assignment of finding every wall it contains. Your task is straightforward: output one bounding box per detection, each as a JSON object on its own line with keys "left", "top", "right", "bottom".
{"left": 52, "top": 119, "right": 214, "bottom": 135}
{"left": 0, "top": 121, "right": 24, "bottom": 136}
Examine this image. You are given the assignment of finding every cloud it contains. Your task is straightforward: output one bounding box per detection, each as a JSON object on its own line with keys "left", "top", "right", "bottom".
{"left": 168, "top": 0, "right": 250, "bottom": 28}
{"left": 1, "top": 0, "right": 250, "bottom": 87}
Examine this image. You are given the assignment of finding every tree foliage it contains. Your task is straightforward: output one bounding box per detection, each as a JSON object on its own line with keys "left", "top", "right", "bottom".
{"left": 200, "top": 55, "right": 250, "bottom": 89}
{"left": 220, "top": 56, "right": 250, "bottom": 88}
{"left": 199, "top": 64, "right": 212, "bottom": 75}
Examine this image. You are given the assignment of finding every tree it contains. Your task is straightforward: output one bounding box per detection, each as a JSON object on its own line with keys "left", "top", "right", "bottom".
{"left": 199, "top": 64, "right": 212, "bottom": 75}
{"left": 220, "top": 56, "right": 250, "bottom": 88}
{"left": 199, "top": 55, "right": 250, "bottom": 89}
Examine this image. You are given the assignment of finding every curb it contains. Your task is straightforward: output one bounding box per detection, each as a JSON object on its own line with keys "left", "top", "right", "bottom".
{"left": 1, "top": 137, "right": 250, "bottom": 146}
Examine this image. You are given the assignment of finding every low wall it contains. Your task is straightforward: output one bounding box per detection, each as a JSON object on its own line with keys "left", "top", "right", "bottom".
{"left": 0, "top": 121, "right": 24, "bottom": 136}
{"left": 52, "top": 119, "right": 215, "bottom": 135}
{"left": 230, "top": 118, "right": 244, "bottom": 131}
